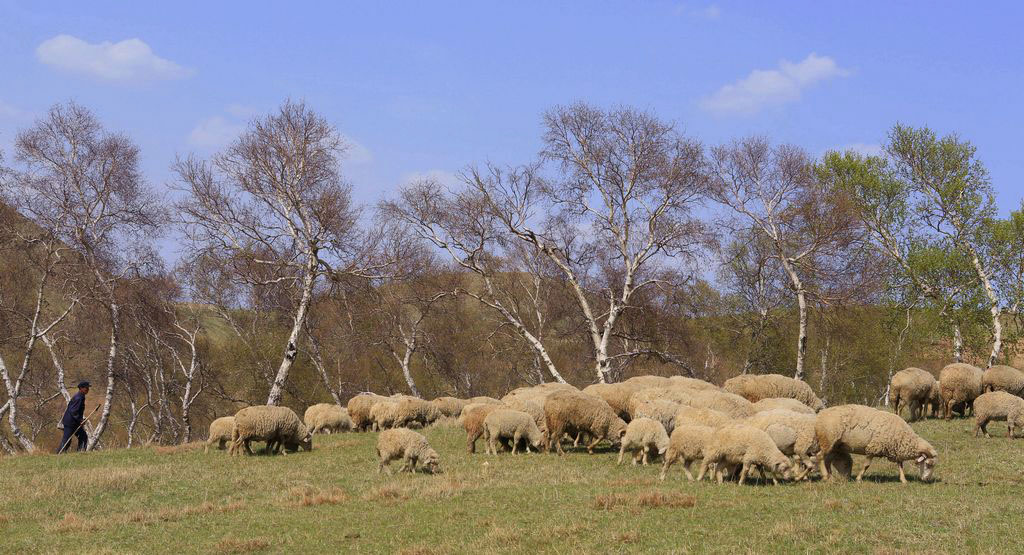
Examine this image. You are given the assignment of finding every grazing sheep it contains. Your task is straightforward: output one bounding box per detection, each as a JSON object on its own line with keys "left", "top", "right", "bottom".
{"left": 697, "top": 424, "right": 793, "bottom": 485}
{"left": 205, "top": 416, "right": 235, "bottom": 453}
{"left": 376, "top": 428, "right": 440, "bottom": 474}
{"left": 751, "top": 398, "right": 815, "bottom": 415}
{"left": 666, "top": 376, "right": 720, "bottom": 391}
{"left": 582, "top": 382, "right": 645, "bottom": 420}
{"left": 394, "top": 398, "right": 443, "bottom": 428}
{"left": 927, "top": 381, "right": 943, "bottom": 419}
{"left": 504, "top": 398, "right": 547, "bottom": 432}
{"left": 982, "top": 365, "right": 1024, "bottom": 396}
{"left": 938, "top": 363, "right": 984, "bottom": 419}
{"left": 674, "top": 406, "right": 733, "bottom": 429}
{"left": 627, "top": 387, "right": 697, "bottom": 418}
{"left": 890, "top": 368, "right": 938, "bottom": 421}
{"left": 744, "top": 409, "right": 819, "bottom": 479}
{"left": 623, "top": 375, "right": 674, "bottom": 388}
{"left": 634, "top": 400, "right": 681, "bottom": 435}
{"left": 687, "top": 390, "right": 756, "bottom": 419}
{"left": 973, "top": 391, "right": 1024, "bottom": 438}
{"left": 229, "top": 406, "right": 312, "bottom": 456}
{"left": 659, "top": 424, "right": 715, "bottom": 481}
{"left": 348, "top": 393, "right": 386, "bottom": 431}
{"left": 369, "top": 400, "right": 401, "bottom": 430}
{"left": 723, "top": 374, "right": 825, "bottom": 411}
{"left": 617, "top": 417, "right": 670, "bottom": 466}
{"left": 544, "top": 391, "right": 627, "bottom": 455}
{"left": 431, "top": 396, "right": 470, "bottom": 418}
{"left": 468, "top": 395, "right": 503, "bottom": 405}
{"left": 304, "top": 403, "right": 352, "bottom": 434}
{"left": 483, "top": 409, "right": 546, "bottom": 454}
{"left": 462, "top": 403, "right": 504, "bottom": 453}
{"left": 815, "top": 404, "right": 937, "bottom": 483}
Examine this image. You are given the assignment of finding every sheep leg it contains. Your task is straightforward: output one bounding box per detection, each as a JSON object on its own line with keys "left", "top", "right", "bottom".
{"left": 659, "top": 452, "right": 675, "bottom": 480}
{"left": 897, "top": 461, "right": 907, "bottom": 484}
{"left": 586, "top": 436, "right": 602, "bottom": 454}
{"left": 682, "top": 460, "right": 696, "bottom": 481}
{"left": 855, "top": 456, "right": 872, "bottom": 482}
{"left": 738, "top": 463, "right": 750, "bottom": 485}
{"left": 617, "top": 443, "right": 626, "bottom": 465}
{"left": 512, "top": 433, "right": 521, "bottom": 455}
{"left": 819, "top": 453, "right": 831, "bottom": 480}
{"left": 243, "top": 440, "right": 254, "bottom": 456}
{"left": 641, "top": 446, "right": 649, "bottom": 466}
{"left": 696, "top": 460, "right": 710, "bottom": 482}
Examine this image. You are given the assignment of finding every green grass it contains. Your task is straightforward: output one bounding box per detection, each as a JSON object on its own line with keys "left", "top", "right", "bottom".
{"left": 1, "top": 417, "right": 1022, "bottom": 553}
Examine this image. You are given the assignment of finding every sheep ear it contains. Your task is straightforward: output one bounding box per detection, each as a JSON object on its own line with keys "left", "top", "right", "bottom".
{"left": 916, "top": 454, "right": 927, "bottom": 463}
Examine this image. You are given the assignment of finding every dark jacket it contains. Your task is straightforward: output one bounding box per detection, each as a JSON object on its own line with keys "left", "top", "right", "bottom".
{"left": 61, "top": 392, "right": 86, "bottom": 427}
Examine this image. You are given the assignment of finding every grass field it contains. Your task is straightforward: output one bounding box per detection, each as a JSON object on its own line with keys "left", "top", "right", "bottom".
{"left": 1, "top": 416, "right": 1021, "bottom": 553}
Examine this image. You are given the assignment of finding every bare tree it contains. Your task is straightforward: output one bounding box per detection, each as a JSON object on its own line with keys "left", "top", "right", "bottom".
{"left": 9, "top": 102, "right": 163, "bottom": 449}
{"left": 174, "top": 100, "right": 383, "bottom": 405}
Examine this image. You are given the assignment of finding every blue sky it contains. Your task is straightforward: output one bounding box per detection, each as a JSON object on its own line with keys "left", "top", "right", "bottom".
{"left": 2, "top": 0, "right": 1022, "bottom": 222}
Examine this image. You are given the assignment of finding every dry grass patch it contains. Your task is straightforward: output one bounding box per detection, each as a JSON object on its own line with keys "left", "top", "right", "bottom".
{"left": 152, "top": 442, "right": 204, "bottom": 455}
{"left": 31, "top": 465, "right": 158, "bottom": 498}
{"left": 215, "top": 537, "right": 270, "bottom": 553}
{"left": 0, "top": 513, "right": 9, "bottom": 526}
{"left": 287, "top": 485, "right": 350, "bottom": 507}
{"left": 52, "top": 512, "right": 101, "bottom": 532}
{"left": 363, "top": 483, "right": 412, "bottom": 503}
{"left": 615, "top": 531, "right": 640, "bottom": 544}
{"left": 47, "top": 500, "right": 245, "bottom": 532}
{"left": 397, "top": 546, "right": 447, "bottom": 555}
{"left": 594, "top": 490, "right": 696, "bottom": 510}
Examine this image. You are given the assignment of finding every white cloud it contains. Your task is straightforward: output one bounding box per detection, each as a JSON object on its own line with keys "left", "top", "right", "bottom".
{"left": 341, "top": 135, "right": 372, "bottom": 165}
{"left": 701, "top": 53, "right": 849, "bottom": 116}
{"left": 187, "top": 116, "right": 245, "bottom": 149}
{"left": 36, "top": 34, "right": 192, "bottom": 82}
{"left": 401, "top": 169, "right": 461, "bottom": 188}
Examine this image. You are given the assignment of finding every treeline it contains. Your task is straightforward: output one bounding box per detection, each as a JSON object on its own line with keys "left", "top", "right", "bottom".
{"left": 0, "top": 101, "right": 1021, "bottom": 452}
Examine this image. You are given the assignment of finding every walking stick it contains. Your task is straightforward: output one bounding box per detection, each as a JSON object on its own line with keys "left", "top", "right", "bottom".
{"left": 59, "top": 405, "right": 99, "bottom": 454}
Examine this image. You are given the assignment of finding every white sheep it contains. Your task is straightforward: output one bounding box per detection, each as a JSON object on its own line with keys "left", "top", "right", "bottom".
{"left": 393, "top": 397, "right": 442, "bottom": 428}
{"left": 634, "top": 400, "right": 681, "bottom": 435}
{"left": 304, "top": 403, "right": 352, "bottom": 434}
{"left": 205, "top": 416, "right": 235, "bottom": 453}
{"left": 347, "top": 393, "right": 386, "bottom": 431}
{"left": 544, "top": 391, "right": 627, "bottom": 455}
{"left": 483, "top": 409, "right": 545, "bottom": 454}
{"left": 815, "top": 404, "right": 937, "bottom": 483}
{"left": 744, "top": 409, "right": 819, "bottom": 480}
{"left": 617, "top": 417, "right": 670, "bottom": 465}
{"left": 751, "top": 397, "right": 815, "bottom": 415}
{"left": 973, "top": 391, "right": 1024, "bottom": 438}
{"left": 938, "top": 363, "right": 984, "bottom": 419}
{"left": 369, "top": 400, "right": 401, "bottom": 430}
{"left": 659, "top": 424, "right": 715, "bottom": 481}
{"left": 890, "top": 367, "right": 937, "bottom": 421}
{"left": 376, "top": 428, "right": 440, "bottom": 474}
{"left": 674, "top": 406, "right": 733, "bottom": 429}
{"left": 229, "top": 406, "right": 312, "bottom": 456}
{"left": 697, "top": 424, "right": 793, "bottom": 485}
{"left": 982, "top": 365, "right": 1024, "bottom": 396}
{"left": 723, "top": 374, "right": 824, "bottom": 411}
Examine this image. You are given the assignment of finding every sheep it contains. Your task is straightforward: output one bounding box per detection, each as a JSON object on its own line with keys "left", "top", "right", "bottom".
{"left": 666, "top": 376, "right": 720, "bottom": 391}
{"left": 634, "top": 400, "right": 681, "bottom": 435}
{"left": 205, "top": 416, "right": 235, "bottom": 453}
{"left": 744, "top": 409, "right": 819, "bottom": 480}
{"left": 431, "top": 396, "right": 470, "bottom": 418}
{"left": 369, "top": 400, "right": 401, "bottom": 430}
{"left": 582, "top": 382, "right": 645, "bottom": 420}
{"left": 890, "top": 368, "right": 938, "bottom": 421}
{"left": 483, "top": 409, "right": 546, "bottom": 454}
{"left": 674, "top": 406, "right": 733, "bottom": 429}
{"left": 617, "top": 417, "right": 670, "bottom": 466}
{"left": 504, "top": 397, "right": 547, "bottom": 432}
{"left": 973, "top": 391, "right": 1024, "bottom": 438}
{"left": 697, "top": 424, "right": 793, "bottom": 485}
{"left": 393, "top": 397, "right": 443, "bottom": 428}
{"left": 229, "top": 406, "right": 312, "bottom": 456}
{"left": 468, "top": 395, "right": 502, "bottom": 405}
{"left": 938, "top": 363, "right": 984, "bottom": 419}
{"left": 982, "top": 365, "right": 1024, "bottom": 396}
{"left": 376, "top": 428, "right": 440, "bottom": 474}
{"left": 723, "top": 374, "right": 825, "bottom": 411}
{"left": 659, "top": 424, "right": 715, "bottom": 481}
{"left": 751, "top": 397, "right": 815, "bottom": 415}
{"left": 303, "top": 403, "right": 352, "bottom": 434}
{"left": 626, "top": 387, "right": 697, "bottom": 418}
{"left": 927, "top": 381, "right": 943, "bottom": 419}
{"left": 348, "top": 393, "right": 386, "bottom": 431}
{"left": 543, "top": 391, "right": 627, "bottom": 455}
{"left": 687, "top": 390, "right": 756, "bottom": 419}
{"left": 815, "top": 404, "right": 937, "bottom": 483}
{"left": 461, "top": 403, "right": 504, "bottom": 453}
{"left": 623, "top": 375, "right": 674, "bottom": 388}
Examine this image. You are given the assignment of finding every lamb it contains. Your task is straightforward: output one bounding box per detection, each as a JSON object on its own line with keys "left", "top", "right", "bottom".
{"left": 938, "top": 363, "right": 984, "bottom": 419}
{"left": 890, "top": 367, "right": 937, "bottom": 421}
{"left": 633, "top": 400, "right": 681, "bottom": 435}
{"left": 543, "top": 391, "right": 627, "bottom": 455}
{"left": 723, "top": 374, "right": 825, "bottom": 411}
{"left": 744, "top": 409, "right": 819, "bottom": 479}
{"left": 697, "top": 424, "right": 793, "bottom": 485}
{"left": 503, "top": 398, "right": 547, "bottom": 432}
{"left": 205, "top": 416, "right": 235, "bottom": 453}
{"left": 229, "top": 405, "right": 312, "bottom": 456}
{"left": 369, "top": 400, "right": 401, "bottom": 430}
{"left": 982, "top": 365, "right": 1024, "bottom": 396}
{"left": 461, "top": 403, "right": 504, "bottom": 453}
{"left": 659, "top": 424, "right": 715, "bottom": 481}
{"left": 431, "top": 396, "right": 470, "bottom": 418}
{"left": 582, "top": 382, "right": 645, "bottom": 420}
{"left": 815, "top": 404, "right": 937, "bottom": 483}
{"left": 617, "top": 417, "right": 670, "bottom": 466}
{"left": 751, "top": 398, "right": 815, "bottom": 415}
{"left": 393, "top": 398, "right": 443, "bottom": 428}
{"left": 348, "top": 393, "right": 386, "bottom": 431}
{"left": 674, "top": 406, "right": 733, "bottom": 429}
{"left": 303, "top": 403, "right": 352, "bottom": 434}
{"left": 483, "top": 409, "right": 546, "bottom": 454}
{"left": 687, "top": 390, "right": 756, "bottom": 419}
{"left": 376, "top": 428, "right": 440, "bottom": 474}
{"left": 973, "top": 391, "right": 1024, "bottom": 438}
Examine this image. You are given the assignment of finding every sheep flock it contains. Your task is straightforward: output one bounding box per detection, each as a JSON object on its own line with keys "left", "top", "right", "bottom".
{"left": 204, "top": 363, "right": 1024, "bottom": 487}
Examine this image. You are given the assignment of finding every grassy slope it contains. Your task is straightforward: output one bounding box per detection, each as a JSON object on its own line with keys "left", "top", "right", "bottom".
{"left": 1, "top": 417, "right": 1022, "bottom": 553}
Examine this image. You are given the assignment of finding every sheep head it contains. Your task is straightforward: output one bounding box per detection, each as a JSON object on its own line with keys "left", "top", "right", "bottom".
{"left": 421, "top": 448, "right": 441, "bottom": 473}
{"left": 915, "top": 440, "right": 937, "bottom": 481}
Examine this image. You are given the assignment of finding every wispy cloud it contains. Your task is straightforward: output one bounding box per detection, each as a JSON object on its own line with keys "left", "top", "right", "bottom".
{"left": 36, "top": 34, "right": 192, "bottom": 83}
{"left": 341, "top": 135, "right": 372, "bottom": 166}
{"left": 674, "top": 3, "right": 721, "bottom": 20}
{"left": 701, "top": 53, "right": 849, "bottom": 116}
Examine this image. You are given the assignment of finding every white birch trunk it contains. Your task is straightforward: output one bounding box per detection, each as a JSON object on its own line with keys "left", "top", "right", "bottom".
{"left": 780, "top": 257, "right": 808, "bottom": 380}
{"left": 952, "top": 323, "right": 964, "bottom": 363}
{"left": 88, "top": 301, "right": 120, "bottom": 450}
{"left": 267, "top": 263, "right": 317, "bottom": 406}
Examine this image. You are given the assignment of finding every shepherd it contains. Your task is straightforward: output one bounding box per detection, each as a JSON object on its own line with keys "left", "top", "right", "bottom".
{"left": 56, "top": 381, "right": 90, "bottom": 454}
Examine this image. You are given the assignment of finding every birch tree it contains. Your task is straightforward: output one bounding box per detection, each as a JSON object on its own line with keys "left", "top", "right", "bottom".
{"left": 175, "top": 100, "right": 382, "bottom": 405}
{"left": 9, "top": 102, "right": 163, "bottom": 449}
{"left": 471, "top": 104, "right": 709, "bottom": 383}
